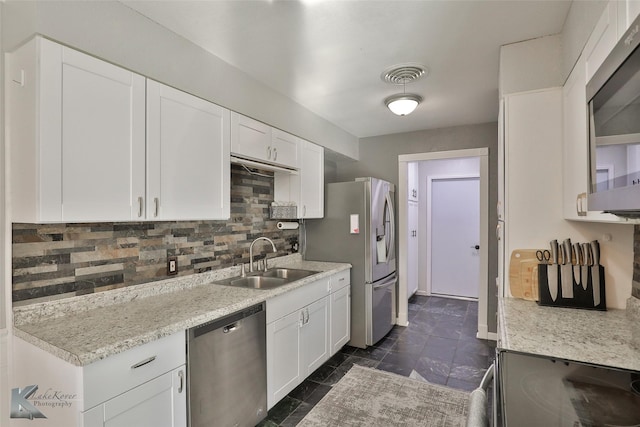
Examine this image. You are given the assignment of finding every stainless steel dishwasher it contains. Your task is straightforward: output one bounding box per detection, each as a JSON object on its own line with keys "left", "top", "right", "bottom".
{"left": 187, "top": 303, "right": 267, "bottom": 427}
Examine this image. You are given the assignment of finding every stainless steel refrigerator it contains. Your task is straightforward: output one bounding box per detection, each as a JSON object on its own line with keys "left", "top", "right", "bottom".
{"left": 305, "top": 177, "right": 397, "bottom": 348}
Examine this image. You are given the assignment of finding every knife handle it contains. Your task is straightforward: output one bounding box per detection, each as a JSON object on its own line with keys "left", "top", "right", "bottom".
{"left": 563, "top": 239, "right": 573, "bottom": 265}
{"left": 591, "top": 240, "right": 600, "bottom": 265}
{"left": 574, "top": 243, "right": 583, "bottom": 266}
{"left": 582, "top": 243, "right": 592, "bottom": 266}
{"left": 560, "top": 244, "right": 567, "bottom": 265}
{"left": 550, "top": 240, "right": 559, "bottom": 264}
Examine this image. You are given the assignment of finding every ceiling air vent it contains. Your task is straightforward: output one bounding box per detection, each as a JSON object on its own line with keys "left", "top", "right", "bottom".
{"left": 381, "top": 64, "right": 428, "bottom": 85}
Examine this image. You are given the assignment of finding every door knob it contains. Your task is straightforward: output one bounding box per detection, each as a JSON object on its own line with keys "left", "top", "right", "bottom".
{"left": 471, "top": 245, "right": 480, "bottom": 250}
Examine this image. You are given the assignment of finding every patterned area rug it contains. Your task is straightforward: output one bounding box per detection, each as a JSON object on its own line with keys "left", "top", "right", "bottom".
{"left": 298, "top": 365, "right": 470, "bottom": 427}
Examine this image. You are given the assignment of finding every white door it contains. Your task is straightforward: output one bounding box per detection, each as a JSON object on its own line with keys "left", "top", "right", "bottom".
{"left": 147, "top": 80, "right": 230, "bottom": 220}
{"left": 429, "top": 177, "right": 480, "bottom": 299}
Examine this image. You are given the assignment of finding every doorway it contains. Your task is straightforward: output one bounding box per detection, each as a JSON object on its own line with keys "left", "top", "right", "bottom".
{"left": 428, "top": 176, "right": 480, "bottom": 299}
{"left": 397, "top": 148, "right": 489, "bottom": 339}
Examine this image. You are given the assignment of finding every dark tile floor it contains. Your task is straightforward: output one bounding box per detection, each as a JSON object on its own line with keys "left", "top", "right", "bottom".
{"left": 258, "top": 295, "right": 496, "bottom": 427}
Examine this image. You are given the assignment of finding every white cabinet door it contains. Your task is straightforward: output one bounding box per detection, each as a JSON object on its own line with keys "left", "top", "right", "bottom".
{"left": 267, "top": 310, "right": 302, "bottom": 408}
{"left": 146, "top": 80, "right": 230, "bottom": 220}
{"left": 618, "top": 0, "right": 640, "bottom": 39}
{"left": 271, "top": 128, "right": 299, "bottom": 169}
{"left": 83, "top": 366, "right": 186, "bottom": 427}
{"left": 407, "top": 200, "right": 419, "bottom": 296}
{"left": 8, "top": 36, "right": 146, "bottom": 222}
{"left": 300, "top": 297, "right": 330, "bottom": 375}
{"left": 585, "top": 0, "right": 619, "bottom": 82}
{"left": 562, "top": 54, "right": 624, "bottom": 223}
{"left": 230, "top": 112, "right": 272, "bottom": 162}
{"left": 330, "top": 285, "right": 350, "bottom": 353}
{"left": 408, "top": 162, "right": 419, "bottom": 201}
{"left": 298, "top": 140, "right": 324, "bottom": 218}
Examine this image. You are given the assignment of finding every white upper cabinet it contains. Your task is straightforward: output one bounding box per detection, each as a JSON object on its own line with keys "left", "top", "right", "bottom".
{"left": 562, "top": 54, "right": 622, "bottom": 222}
{"left": 7, "top": 36, "right": 146, "bottom": 222}
{"left": 7, "top": 36, "right": 231, "bottom": 223}
{"left": 147, "top": 80, "right": 230, "bottom": 220}
{"left": 618, "top": 0, "right": 640, "bottom": 40}
{"left": 230, "top": 112, "right": 272, "bottom": 162}
{"left": 230, "top": 112, "right": 298, "bottom": 169}
{"left": 298, "top": 140, "right": 324, "bottom": 219}
{"left": 585, "top": 1, "right": 619, "bottom": 82}
{"left": 271, "top": 128, "right": 299, "bottom": 169}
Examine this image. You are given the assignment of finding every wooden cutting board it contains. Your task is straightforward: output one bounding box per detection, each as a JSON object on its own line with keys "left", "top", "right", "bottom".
{"left": 509, "top": 249, "right": 540, "bottom": 301}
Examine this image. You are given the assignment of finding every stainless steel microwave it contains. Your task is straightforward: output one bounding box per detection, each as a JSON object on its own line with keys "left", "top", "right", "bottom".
{"left": 587, "top": 13, "right": 640, "bottom": 217}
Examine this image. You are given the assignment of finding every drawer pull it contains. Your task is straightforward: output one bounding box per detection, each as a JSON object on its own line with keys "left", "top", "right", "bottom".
{"left": 131, "top": 356, "right": 156, "bottom": 370}
{"left": 338, "top": 277, "right": 345, "bottom": 282}
{"left": 178, "top": 370, "right": 184, "bottom": 393}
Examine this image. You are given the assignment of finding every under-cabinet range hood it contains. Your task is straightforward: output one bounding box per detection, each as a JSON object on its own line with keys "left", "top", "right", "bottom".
{"left": 231, "top": 155, "right": 299, "bottom": 175}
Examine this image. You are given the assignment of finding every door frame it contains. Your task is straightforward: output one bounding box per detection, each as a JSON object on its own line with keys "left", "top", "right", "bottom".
{"left": 426, "top": 174, "right": 480, "bottom": 298}
{"left": 398, "top": 148, "right": 490, "bottom": 339}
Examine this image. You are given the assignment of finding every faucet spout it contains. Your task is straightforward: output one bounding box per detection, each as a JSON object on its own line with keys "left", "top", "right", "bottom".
{"left": 249, "top": 237, "right": 277, "bottom": 272}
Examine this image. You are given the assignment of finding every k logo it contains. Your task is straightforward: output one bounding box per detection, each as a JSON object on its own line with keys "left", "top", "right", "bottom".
{"left": 10, "top": 385, "right": 47, "bottom": 419}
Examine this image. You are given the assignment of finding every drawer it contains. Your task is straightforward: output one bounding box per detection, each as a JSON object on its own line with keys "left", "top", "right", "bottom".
{"left": 330, "top": 269, "right": 350, "bottom": 292}
{"left": 267, "top": 276, "right": 330, "bottom": 323}
{"left": 83, "top": 331, "right": 185, "bottom": 410}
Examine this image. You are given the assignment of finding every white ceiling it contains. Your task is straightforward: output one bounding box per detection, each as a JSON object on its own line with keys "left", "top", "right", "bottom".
{"left": 122, "top": 0, "right": 572, "bottom": 139}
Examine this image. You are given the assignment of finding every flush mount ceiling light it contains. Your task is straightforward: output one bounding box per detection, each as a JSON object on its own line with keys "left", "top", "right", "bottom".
{"left": 381, "top": 63, "right": 428, "bottom": 116}
{"left": 384, "top": 94, "right": 423, "bottom": 116}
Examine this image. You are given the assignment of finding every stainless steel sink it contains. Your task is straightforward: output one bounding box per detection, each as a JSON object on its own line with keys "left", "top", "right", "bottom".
{"left": 214, "top": 268, "right": 319, "bottom": 290}
{"left": 262, "top": 268, "right": 318, "bottom": 281}
{"left": 229, "top": 276, "right": 287, "bottom": 289}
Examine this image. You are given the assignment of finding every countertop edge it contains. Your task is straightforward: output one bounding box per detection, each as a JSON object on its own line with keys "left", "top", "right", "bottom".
{"left": 13, "top": 259, "right": 352, "bottom": 366}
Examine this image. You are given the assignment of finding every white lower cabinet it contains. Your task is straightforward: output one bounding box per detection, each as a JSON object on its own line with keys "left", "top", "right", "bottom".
{"left": 266, "top": 269, "right": 351, "bottom": 409}
{"left": 11, "top": 332, "right": 186, "bottom": 427}
{"left": 82, "top": 366, "right": 186, "bottom": 427}
{"left": 329, "top": 270, "right": 351, "bottom": 354}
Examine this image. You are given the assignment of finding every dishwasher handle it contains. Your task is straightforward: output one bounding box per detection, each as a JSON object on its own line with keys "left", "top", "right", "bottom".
{"left": 223, "top": 323, "right": 239, "bottom": 333}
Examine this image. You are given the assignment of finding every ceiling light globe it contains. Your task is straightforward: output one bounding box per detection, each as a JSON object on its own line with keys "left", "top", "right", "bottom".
{"left": 385, "top": 94, "right": 422, "bottom": 116}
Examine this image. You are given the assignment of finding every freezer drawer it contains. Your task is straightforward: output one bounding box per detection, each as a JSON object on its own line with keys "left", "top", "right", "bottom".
{"left": 366, "top": 273, "right": 396, "bottom": 345}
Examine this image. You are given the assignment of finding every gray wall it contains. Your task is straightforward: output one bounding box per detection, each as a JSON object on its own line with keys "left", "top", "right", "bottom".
{"left": 336, "top": 122, "right": 499, "bottom": 332}
{"left": 1, "top": 0, "right": 359, "bottom": 160}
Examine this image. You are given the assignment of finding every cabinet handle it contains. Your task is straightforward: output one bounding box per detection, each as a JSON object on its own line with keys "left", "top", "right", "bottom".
{"left": 154, "top": 197, "right": 159, "bottom": 217}
{"left": 299, "top": 310, "right": 305, "bottom": 327}
{"left": 273, "top": 147, "right": 278, "bottom": 161}
{"left": 267, "top": 146, "right": 272, "bottom": 159}
{"left": 305, "top": 308, "right": 310, "bottom": 324}
{"left": 303, "top": 205, "right": 307, "bottom": 217}
{"left": 178, "top": 370, "right": 184, "bottom": 394}
{"left": 131, "top": 355, "right": 156, "bottom": 370}
{"left": 137, "top": 196, "right": 143, "bottom": 218}
{"left": 575, "top": 194, "right": 581, "bottom": 216}
{"left": 496, "top": 223, "right": 501, "bottom": 241}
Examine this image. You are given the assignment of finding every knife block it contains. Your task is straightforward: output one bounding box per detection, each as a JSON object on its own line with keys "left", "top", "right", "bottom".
{"left": 537, "top": 264, "right": 606, "bottom": 310}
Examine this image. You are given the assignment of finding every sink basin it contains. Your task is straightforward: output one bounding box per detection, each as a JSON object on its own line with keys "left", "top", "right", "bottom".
{"left": 262, "top": 268, "right": 319, "bottom": 281}
{"left": 229, "top": 276, "right": 287, "bottom": 289}
{"left": 213, "top": 268, "right": 319, "bottom": 290}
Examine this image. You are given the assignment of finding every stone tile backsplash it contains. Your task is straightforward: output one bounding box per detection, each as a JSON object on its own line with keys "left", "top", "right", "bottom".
{"left": 12, "top": 165, "right": 299, "bottom": 304}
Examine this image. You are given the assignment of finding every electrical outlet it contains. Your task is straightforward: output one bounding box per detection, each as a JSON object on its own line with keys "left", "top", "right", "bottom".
{"left": 167, "top": 256, "right": 178, "bottom": 275}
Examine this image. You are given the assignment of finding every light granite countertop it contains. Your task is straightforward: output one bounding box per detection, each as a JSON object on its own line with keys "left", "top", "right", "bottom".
{"left": 12, "top": 254, "right": 351, "bottom": 367}
{"left": 498, "top": 297, "right": 640, "bottom": 371}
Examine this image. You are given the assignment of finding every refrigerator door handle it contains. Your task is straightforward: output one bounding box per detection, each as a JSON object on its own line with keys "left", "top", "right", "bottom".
{"left": 372, "top": 275, "right": 397, "bottom": 290}
{"left": 384, "top": 191, "right": 395, "bottom": 263}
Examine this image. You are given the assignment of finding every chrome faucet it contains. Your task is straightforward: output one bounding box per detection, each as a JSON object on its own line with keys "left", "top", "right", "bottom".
{"left": 249, "top": 237, "right": 277, "bottom": 272}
